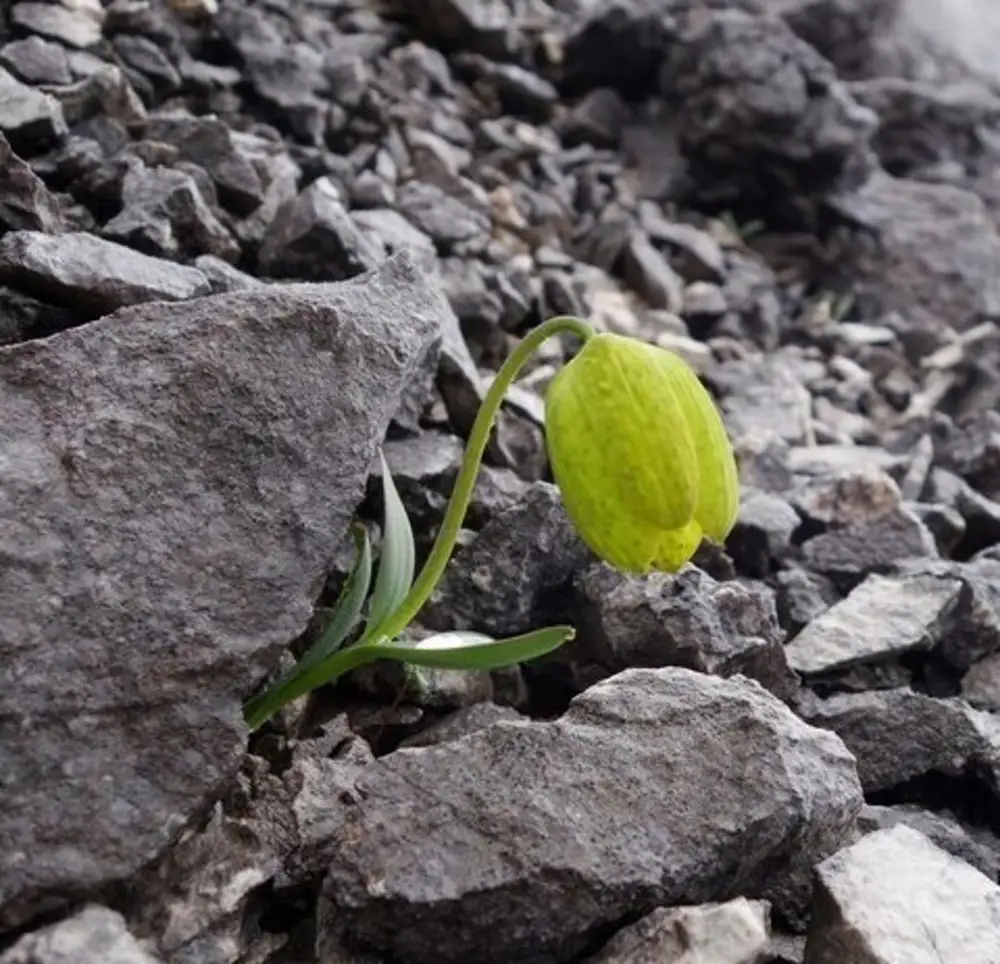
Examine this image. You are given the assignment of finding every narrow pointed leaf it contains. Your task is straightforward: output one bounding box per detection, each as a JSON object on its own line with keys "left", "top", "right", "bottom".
{"left": 366, "top": 451, "right": 416, "bottom": 635}
{"left": 243, "top": 523, "right": 372, "bottom": 729}
{"left": 371, "top": 625, "right": 575, "bottom": 671}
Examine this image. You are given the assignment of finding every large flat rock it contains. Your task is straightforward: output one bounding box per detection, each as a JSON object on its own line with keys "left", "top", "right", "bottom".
{"left": 0, "top": 251, "right": 445, "bottom": 928}
{"left": 317, "top": 667, "right": 863, "bottom": 964}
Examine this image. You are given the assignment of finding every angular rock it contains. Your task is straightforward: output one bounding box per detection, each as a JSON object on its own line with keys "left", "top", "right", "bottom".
{"left": 112, "top": 35, "right": 181, "bottom": 104}
{"left": 0, "top": 65, "right": 67, "bottom": 153}
{"left": 0, "top": 36, "right": 73, "bottom": 86}
{"left": 258, "top": 177, "right": 381, "bottom": 282}
{"left": 0, "top": 285, "right": 76, "bottom": 346}
{"left": 827, "top": 169, "right": 1000, "bottom": 332}
{"left": 784, "top": 572, "right": 961, "bottom": 678}
{"left": 801, "top": 688, "right": 999, "bottom": 793}
{"left": 800, "top": 505, "right": 939, "bottom": 587}
{"left": 317, "top": 668, "right": 862, "bottom": 963}
{"left": 420, "top": 481, "right": 594, "bottom": 637}
{"left": 860, "top": 805, "right": 1000, "bottom": 883}
{"left": 103, "top": 161, "right": 239, "bottom": 263}
{"left": 804, "top": 826, "right": 1000, "bottom": 964}
{"left": 583, "top": 899, "right": 771, "bottom": 964}
{"left": 934, "top": 409, "right": 1000, "bottom": 502}
{"left": 663, "top": 10, "right": 876, "bottom": 202}
{"left": 11, "top": 1, "right": 105, "bottom": 50}
{"left": 0, "top": 906, "right": 162, "bottom": 964}
{"left": 0, "top": 251, "right": 444, "bottom": 929}
{"left": 397, "top": 180, "right": 492, "bottom": 251}
{"left": 790, "top": 466, "right": 901, "bottom": 527}
{"left": 726, "top": 490, "right": 800, "bottom": 577}
{"left": 775, "top": 568, "right": 840, "bottom": 635}
{"left": 574, "top": 563, "right": 797, "bottom": 701}
{"left": 353, "top": 207, "right": 438, "bottom": 274}
{"left": 0, "top": 231, "right": 212, "bottom": 317}
{"left": 0, "top": 132, "right": 64, "bottom": 233}
{"left": 401, "top": 702, "right": 526, "bottom": 749}
{"left": 620, "top": 230, "right": 684, "bottom": 311}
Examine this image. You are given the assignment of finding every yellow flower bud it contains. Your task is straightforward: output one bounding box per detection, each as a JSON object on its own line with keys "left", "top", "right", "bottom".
{"left": 545, "top": 332, "right": 739, "bottom": 572}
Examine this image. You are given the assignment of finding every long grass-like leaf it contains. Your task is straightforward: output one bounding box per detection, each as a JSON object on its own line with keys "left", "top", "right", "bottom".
{"left": 244, "top": 523, "right": 372, "bottom": 729}
{"left": 366, "top": 452, "right": 416, "bottom": 636}
{"left": 372, "top": 626, "right": 575, "bottom": 671}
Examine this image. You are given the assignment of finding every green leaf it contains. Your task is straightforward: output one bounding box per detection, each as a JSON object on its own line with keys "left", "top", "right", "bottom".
{"left": 371, "top": 625, "right": 575, "bottom": 671}
{"left": 366, "top": 451, "right": 416, "bottom": 636}
{"left": 243, "top": 523, "right": 372, "bottom": 730}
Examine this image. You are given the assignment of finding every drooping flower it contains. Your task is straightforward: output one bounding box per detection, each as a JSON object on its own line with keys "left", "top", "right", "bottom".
{"left": 545, "top": 332, "right": 739, "bottom": 572}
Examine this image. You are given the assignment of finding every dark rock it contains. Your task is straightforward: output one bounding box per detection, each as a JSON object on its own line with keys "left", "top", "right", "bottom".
{"left": 0, "top": 66, "right": 68, "bottom": 153}
{"left": 420, "top": 481, "right": 594, "bottom": 637}
{"left": 800, "top": 505, "right": 940, "bottom": 587}
{"left": 638, "top": 205, "right": 725, "bottom": 283}
{"left": 0, "top": 251, "right": 444, "bottom": 929}
{"left": 0, "top": 285, "right": 76, "bottom": 346}
{"left": 0, "top": 37, "right": 73, "bottom": 86}
{"left": 826, "top": 169, "right": 1000, "bottom": 332}
{"left": 583, "top": 899, "right": 770, "bottom": 964}
{"left": 400, "top": 702, "right": 526, "bottom": 749}
{"left": 662, "top": 10, "right": 876, "bottom": 204}
{"left": 774, "top": 568, "right": 840, "bottom": 635}
{"left": 556, "top": 87, "right": 630, "bottom": 148}
{"left": 860, "top": 805, "right": 1000, "bottom": 882}
{"left": 726, "top": 490, "right": 801, "bottom": 576}
{"left": 258, "top": 177, "right": 380, "bottom": 282}
{"left": 112, "top": 35, "right": 181, "bottom": 104}
{"left": 11, "top": 1, "right": 105, "bottom": 50}
{"left": 0, "top": 906, "right": 161, "bottom": 964}
{"left": 0, "top": 132, "right": 64, "bottom": 233}
{"left": 573, "top": 563, "right": 797, "bottom": 701}
{"left": 146, "top": 113, "right": 265, "bottom": 217}
{"left": 804, "top": 826, "right": 1000, "bottom": 964}
{"left": 102, "top": 161, "right": 240, "bottom": 263}
{"left": 801, "top": 687, "right": 998, "bottom": 793}
{"left": 620, "top": 230, "right": 684, "bottom": 311}
{"left": 405, "top": 0, "right": 550, "bottom": 60}
{"left": 925, "top": 467, "right": 1000, "bottom": 558}
{"left": 934, "top": 410, "right": 1000, "bottom": 502}
{"left": 0, "top": 230, "right": 212, "bottom": 317}
{"left": 963, "top": 651, "right": 1000, "bottom": 711}
{"left": 49, "top": 65, "right": 147, "bottom": 128}
{"left": 397, "top": 180, "right": 492, "bottom": 252}
{"left": 909, "top": 500, "right": 966, "bottom": 555}
{"left": 467, "top": 464, "right": 532, "bottom": 529}
{"left": 458, "top": 54, "right": 558, "bottom": 119}
{"left": 316, "top": 668, "right": 862, "bottom": 963}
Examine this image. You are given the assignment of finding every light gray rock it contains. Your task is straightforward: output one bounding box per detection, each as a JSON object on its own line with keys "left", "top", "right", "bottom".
{"left": 0, "top": 906, "right": 161, "bottom": 964}
{"left": 784, "top": 572, "right": 961, "bottom": 677}
{"left": 317, "top": 668, "right": 863, "bottom": 963}
{"left": 0, "top": 251, "right": 444, "bottom": 929}
{"left": 0, "top": 65, "right": 67, "bottom": 150}
{"left": 583, "top": 899, "right": 771, "bottom": 964}
{"left": 804, "top": 826, "right": 1000, "bottom": 964}
{"left": 0, "top": 231, "right": 212, "bottom": 317}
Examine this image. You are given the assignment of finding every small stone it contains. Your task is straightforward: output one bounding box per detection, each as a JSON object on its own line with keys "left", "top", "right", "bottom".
{"left": 682, "top": 280, "right": 728, "bottom": 320}
{"left": 193, "top": 254, "right": 264, "bottom": 294}
{"left": 103, "top": 161, "right": 239, "bottom": 263}
{"left": 421, "top": 482, "right": 594, "bottom": 637}
{"left": 167, "top": 0, "right": 218, "bottom": 19}
{"left": 401, "top": 702, "right": 526, "bottom": 749}
{"left": 726, "top": 490, "right": 801, "bottom": 576}
{"left": 112, "top": 35, "right": 181, "bottom": 102}
{"left": 0, "top": 906, "right": 162, "bottom": 964}
{"left": 860, "top": 805, "right": 1000, "bottom": 883}
{"left": 620, "top": 231, "right": 684, "bottom": 311}
{"left": 52, "top": 65, "right": 147, "bottom": 128}
{"left": 801, "top": 687, "right": 997, "bottom": 793}
{"left": 556, "top": 87, "right": 630, "bottom": 148}
{"left": 774, "top": 568, "right": 840, "bottom": 636}
{"left": 0, "top": 66, "right": 67, "bottom": 153}
{"left": 0, "top": 132, "right": 64, "bottom": 233}
{"left": 583, "top": 899, "right": 770, "bottom": 964}
{"left": 800, "top": 506, "right": 939, "bottom": 587}
{"left": 0, "top": 231, "right": 211, "bottom": 317}
{"left": 805, "top": 826, "right": 1000, "bottom": 964}
{"left": 790, "top": 467, "right": 901, "bottom": 527}
{"left": 574, "top": 563, "right": 797, "bottom": 701}
{"left": 639, "top": 210, "right": 726, "bottom": 284}
{"left": 11, "top": 1, "right": 105, "bottom": 49}
{"left": 397, "top": 180, "right": 492, "bottom": 251}
{"left": 0, "top": 37, "right": 73, "bottom": 86}
{"left": 258, "top": 177, "right": 380, "bottom": 282}
{"left": 785, "top": 572, "right": 962, "bottom": 678}
{"left": 354, "top": 207, "right": 437, "bottom": 274}
{"left": 962, "top": 651, "right": 1000, "bottom": 711}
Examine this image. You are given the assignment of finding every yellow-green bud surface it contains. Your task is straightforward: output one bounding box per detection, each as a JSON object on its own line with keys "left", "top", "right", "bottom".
{"left": 544, "top": 332, "right": 739, "bottom": 572}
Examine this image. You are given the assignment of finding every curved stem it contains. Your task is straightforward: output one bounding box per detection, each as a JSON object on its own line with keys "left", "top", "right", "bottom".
{"left": 369, "top": 314, "right": 593, "bottom": 642}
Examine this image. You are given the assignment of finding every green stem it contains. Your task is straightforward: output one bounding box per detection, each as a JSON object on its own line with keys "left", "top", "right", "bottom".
{"left": 370, "top": 314, "right": 593, "bottom": 642}
{"left": 243, "top": 315, "right": 593, "bottom": 731}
